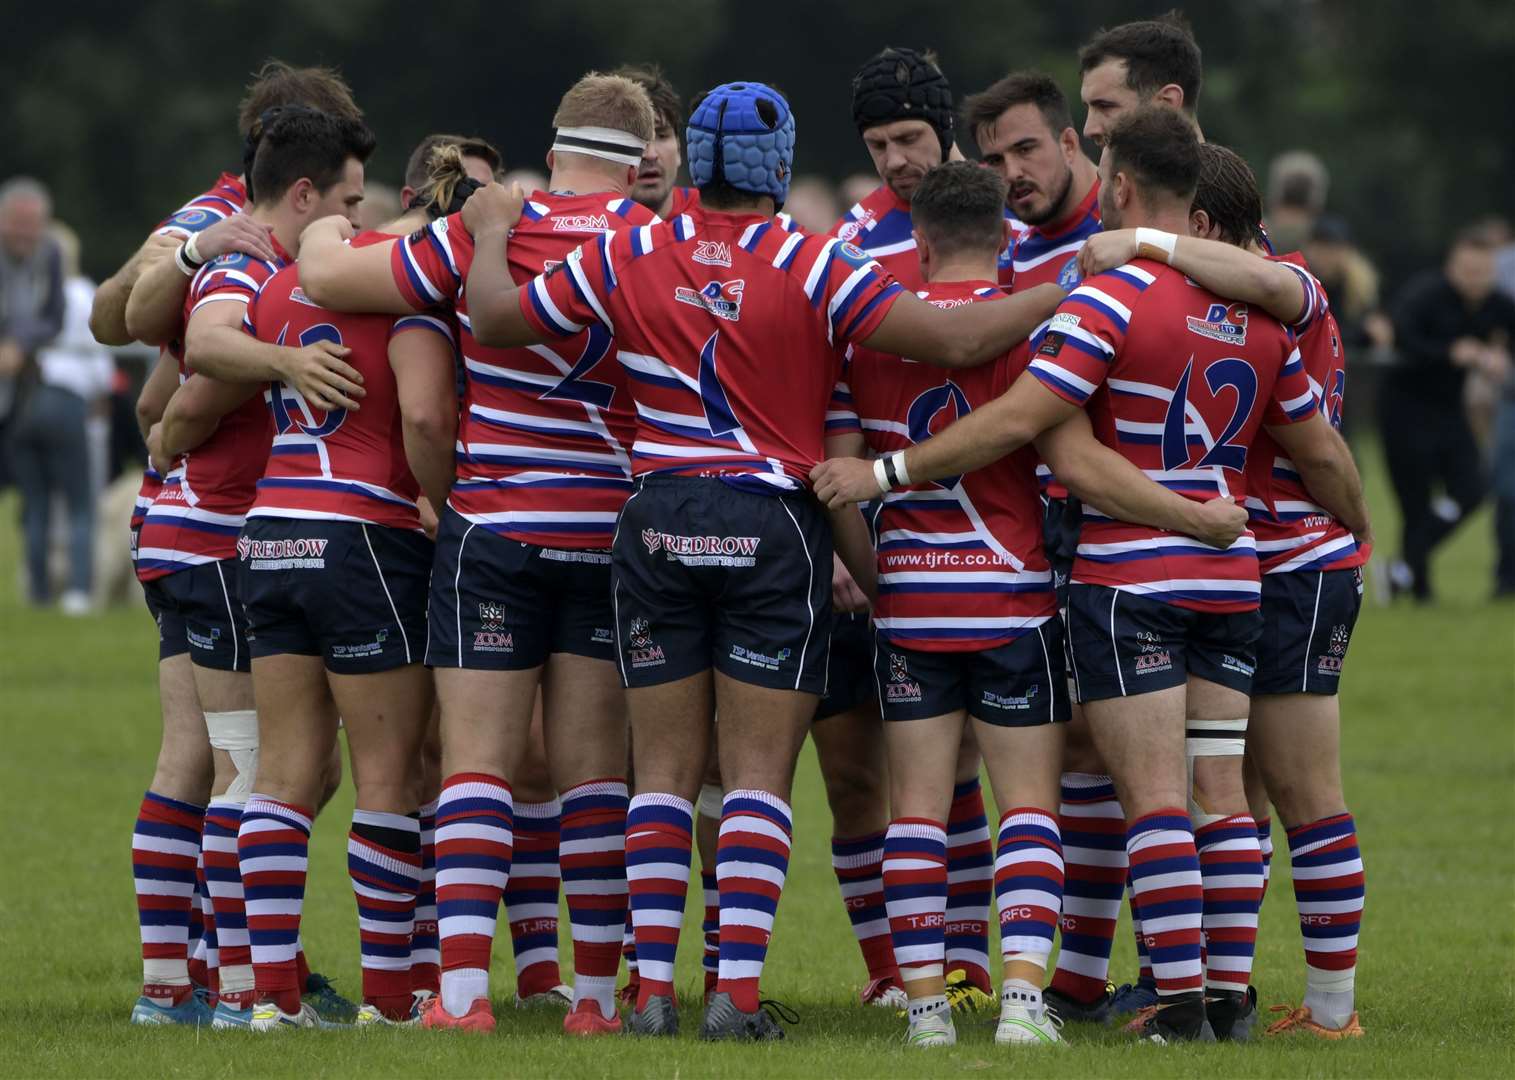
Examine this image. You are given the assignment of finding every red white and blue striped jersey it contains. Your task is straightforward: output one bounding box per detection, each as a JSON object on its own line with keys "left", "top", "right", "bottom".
{"left": 834, "top": 280, "right": 1056, "bottom": 651}
{"left": 1027, "top": 260, "right": 1318, "bottom": 612}
{"left": 837, "top": 186, "right": 1027, "bottom": 291}
{"left": 246, "top": 238, "right": 449, "bottom": 531}
{"left": 132, "top": 173, "right": 251, "bottom": 558}
{"left": 135, "top": 240, "right": 286, "bottom": 581}
{"left": 519, "top": 205, "right": 906, "bottom": 493}
{"left": 1246, "top": 252, "right": 1364, "bottom": 575}
{"left": 154, "top": 172, "right": 248, "bottom": 239}
{"left": 1002, "top": 181, "right": 1103, "bottom": 499}
{"left": 390, "top": 191, "right": 658, "bottom": 548}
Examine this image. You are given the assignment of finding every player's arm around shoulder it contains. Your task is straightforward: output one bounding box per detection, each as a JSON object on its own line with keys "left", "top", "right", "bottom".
{"left": 1266, "top": 411, "right": 1372, "bottom": 547}
{"left": 92, "top": 234, "right": 181, "bottom": 345}
{"left": 298, "top": 215, "right": 411, "bottom": 314}
{"left": 861, "top": 282, "right": 1065, "bottom": 369}
{"left": 460, "top": 182, "right": 547, "bottom": 348}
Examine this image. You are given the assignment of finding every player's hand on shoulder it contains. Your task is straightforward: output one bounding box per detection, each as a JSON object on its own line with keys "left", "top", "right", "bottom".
{"left": 1077, "top": 229, "right": 1139, "bottom": 279}
{"left": 280, "top": 339, "right": 365, "bottom": 413}
{"left": 462, "top": 181, "right": 524, "bottom": 237}
{"left": 810, "top": 456, "right": 882, "bottom": 510}
{"left": 195, "top": 212, "right": 277, "bottom": 263}
{"left": 1189, "top": 494, "right": 1248, "bottom": 550}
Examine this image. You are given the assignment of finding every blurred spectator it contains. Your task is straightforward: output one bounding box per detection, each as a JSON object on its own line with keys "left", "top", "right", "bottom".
{"left": 1266, "top": 149, "right": 1329, "bottom": 256}
{"left": 10, "top": 214, "right": 112, "bottom": 612}
{"left": 1, "top": 177, "right": 65, "bottom": 487}
{"left": 783, "top": 175, "right": 841, "bottom": 234}
{"left": 1488, "top": 217, "right": 1515, "bottom": 597}
{"left": 1381, "top": 227, "right": 1515, "bottom": 601}
{"left": 1304, "top": 215, "right": 1395, "bottom": 437}
{"left": 840, "top": 172, "right": 879, "bottom": 211}
{"left": 357, "top": 181, "right": 401, "bottom": 231}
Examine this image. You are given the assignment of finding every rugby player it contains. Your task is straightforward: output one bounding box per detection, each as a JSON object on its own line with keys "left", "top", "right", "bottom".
{"left": 453, "top": 80, "right": 1064, "bottom": 1040}
{"left": 833, "top": 161, "right": 1249, "bottom": 1049}
{"left": 1079, "top": 143, "right": 1367, "bottom": 1038}
{"left": 1078, "top": 12, "right": 1204, "bottom": 144}
{"left": 298, "top": 73, "right": 663, "bottom": 1036}
{"left": 201, "top": 140, "right": 467, "bottom": 1031}
{"left": 839, "top": 46, "right": 999, "bottom": 1010}
{"left": 140, "top": 106, "right": 373, "bottom": 1029}
{"left": 616, "top": 64, "right": 692, "bottom": 220}
{"left": 811, "top": 107, "right": 1369, "bottom": 1044}
{"left": 118, "top": 61, "right": 365, "bottom": 1029}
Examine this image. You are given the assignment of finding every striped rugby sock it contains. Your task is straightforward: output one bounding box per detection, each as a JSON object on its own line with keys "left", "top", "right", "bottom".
{"left": 716, "top": 790, "right": 793, "bottom": 1012}
{"left": 190, "top": 851, "right": 216, "bottom": 992}
{"left": 435, "top": 773, "right": 513, "bottom": 1018}
{"left": 348, "top": 809, "right": 421, "bottom": 1020}
{"left": 1196, "top": 814, "right": 1264, "bottom": 994}
{"left": 239, "top": 797, "right": 313, "bottom": 1016}
{"left": 700, "top": 868, "right": 720, "bottom": 991}
{"left": 1257, "top": 816, "right": 1275, "bottom": 904}
{"left": 832, "top": 831, "right": 899, "bottom": 986}
{"left": 1289, "top": 813, "right": 1364, "bottom": 1027}
{"left": 203, "top": 799, "right": 253, "bottom": 1002}
{"left": 1126, "top": 810, "right": 1204, "bottom": 999}
{"left": 409, "top": 798, "right": 439, "bottom": 996}
{"left": 993, "top": 809, "right": 1063, "bottom": 969}
{"left": 504, "top": 798, "right": 563, "bottom": 999}
{"left": 132, "top": 792, "right": 205, "bottom": 1004}
{"left": 625, "top": 794, "right": 693, "bottom": 1009}
{"left": 1049, "top": 773, "right": 1128, "bottom": 1002}
{"left": 560, "top": 779, "right": 629, "bottom": 1016}
{"left": 944, "top": 778, "right": 994, "bottom": 993}
{"left": 882, "top": 819, "right": 948, "bottom": 987}
{"left": 1129, "top": 878, "right": 1153, "bottom": 984}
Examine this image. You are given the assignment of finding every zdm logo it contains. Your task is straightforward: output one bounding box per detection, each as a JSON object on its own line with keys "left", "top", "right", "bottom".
{"left": 628, "top": 617, "right": 665, "bottom": 669}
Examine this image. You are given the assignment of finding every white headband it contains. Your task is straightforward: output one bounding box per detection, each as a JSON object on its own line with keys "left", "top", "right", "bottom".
{"left": 551, "top": 125, "right": 646, "bottom": 168}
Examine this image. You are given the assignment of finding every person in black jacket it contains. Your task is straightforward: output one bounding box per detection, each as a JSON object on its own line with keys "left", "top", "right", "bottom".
{"left": 1380, "top": 228, "right": 1515, "bottom": 600}
{"left": 0, "top": 177, "right": 65, "bottom": 492}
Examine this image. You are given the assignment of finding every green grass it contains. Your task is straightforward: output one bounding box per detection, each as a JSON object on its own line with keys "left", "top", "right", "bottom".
{"left": 1, "top": 442, "right": 1512, "bottom": 1078}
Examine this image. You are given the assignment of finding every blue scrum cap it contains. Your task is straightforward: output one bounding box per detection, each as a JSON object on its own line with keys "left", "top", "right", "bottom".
{"left": 686, "top": 82, "right": 796, "bottom": 209}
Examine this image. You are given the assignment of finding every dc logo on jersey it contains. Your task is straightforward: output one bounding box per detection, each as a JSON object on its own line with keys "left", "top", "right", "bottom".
{"left": 1056, "top": 256, "right": 1082, "bottom": 290}
{"left": 675, "top": 279, "right": 745, "bottom": 321}
{"left": 692, "top": 240, "right": 732, "bottom": 268}
{"left": 170, "top": 208, "right": 209, "bottom": 229}
{"left": 905, "top": 381, "right": 973, "bottom": 489}
{"left": 1186, "top": 302, "right": 1249, "bottom": 345}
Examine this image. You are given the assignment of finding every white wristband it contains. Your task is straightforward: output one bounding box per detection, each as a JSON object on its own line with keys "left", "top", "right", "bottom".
{"left": 1135, "top": 227, "right": 1177, "bottom": 263}
{"left": 872, "top": 457, "right": 891, "bottom": 494}
{"left": 183, "top": 232, "right": 204, "bottom": 266}
{"left": 173, "top": 243, "right": 199, "bottom": 278}
{"left": 891, "top": 450, "right": 912, "bottom": 488}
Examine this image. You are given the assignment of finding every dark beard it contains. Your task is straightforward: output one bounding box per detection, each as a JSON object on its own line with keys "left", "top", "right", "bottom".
{"left": 1017, "top": 165, "right": 1075, "bottom": 227}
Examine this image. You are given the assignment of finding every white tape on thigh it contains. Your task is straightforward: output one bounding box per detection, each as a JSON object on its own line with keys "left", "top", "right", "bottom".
{"left": 206, "top": 710, "right": 259, "bottom": 805}
{"left": 698, "top": 784, "right": 725, "bottom": 820}
{"left": 1187, "top": 717, "right": 1246, "bottom": 825}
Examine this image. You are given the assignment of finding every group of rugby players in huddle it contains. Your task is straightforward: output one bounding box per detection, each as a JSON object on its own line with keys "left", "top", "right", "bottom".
{"left": 100, "top": 11, "right": 1369, "bottom": 1048}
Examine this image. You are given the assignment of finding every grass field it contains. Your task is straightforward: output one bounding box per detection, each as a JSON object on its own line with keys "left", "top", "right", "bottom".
{"left": 1, "top": 442, "right": 1512, "bottom": 1078}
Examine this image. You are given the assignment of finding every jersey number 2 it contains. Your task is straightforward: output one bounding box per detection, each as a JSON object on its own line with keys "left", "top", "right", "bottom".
{"left": 1161, "top": 357, "right": 1256, "bottom": 471}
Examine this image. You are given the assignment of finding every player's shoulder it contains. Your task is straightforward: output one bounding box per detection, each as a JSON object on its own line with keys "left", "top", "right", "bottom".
{"left": 157, "top": 173, "right": 247, "bottom": 235}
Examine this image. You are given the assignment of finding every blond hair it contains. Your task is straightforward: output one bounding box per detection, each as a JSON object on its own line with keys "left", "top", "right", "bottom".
{"left": 414, "top": 143, "right": 473, "bottom": 218}
{"left": 552, "top": 72, "right": 656, "bottom": 144}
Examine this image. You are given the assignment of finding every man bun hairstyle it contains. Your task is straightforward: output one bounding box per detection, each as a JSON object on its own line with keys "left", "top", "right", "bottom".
{"left": 909, "top": 160, "right": 1008, "bottom": 259}
{"left": 1192, "top": 143, "right": 1264, "bottom": 248}
{"left": 403, "top": 133, "right": 501, "bottom": 192}
{"left": 852, "top": 46, "right": 955, "bottom": 161}
{"left": 1104, "top": 105, "right": 1201, "bottom": 206}
{"left": 408, "top": 143, "right": 483, "bottom": 220}
{"left": 249, "top": 107, "right": 376, "bottom": 206}
{"left": 1078, "top": 10, "right": 1203, "bottom": 113}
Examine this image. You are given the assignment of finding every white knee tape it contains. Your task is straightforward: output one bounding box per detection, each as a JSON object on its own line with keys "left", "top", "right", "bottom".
{"left": 1187, "top": 718, "right": 1246, "bottom": 825}
{"left": 697, "top": 784, "right": 725, "bottom": 820}
{"left": 206, "top": 710, "right": 259, "bottom": 805}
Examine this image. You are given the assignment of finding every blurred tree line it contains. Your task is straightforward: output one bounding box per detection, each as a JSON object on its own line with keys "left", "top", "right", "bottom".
{"left": 3, "top": 0, "right": 1511, "bottom": 291}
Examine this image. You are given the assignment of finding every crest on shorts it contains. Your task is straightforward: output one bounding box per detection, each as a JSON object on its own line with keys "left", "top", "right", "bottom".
{"left": 629, "top": 617, "right": 652, "bottom": 649}
{"left": 889, "top": 653, "right": 909, "bottom": 682}
{"left": 1328, "top": 623, "right": 1350, "bottom": 655}
{"left": 479, "top": 601, "right": 506, "bottom": 632}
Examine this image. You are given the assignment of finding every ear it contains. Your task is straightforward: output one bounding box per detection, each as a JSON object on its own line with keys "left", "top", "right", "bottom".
{"left": 398, "top": 186, "right": 418, "bottom": 208}
{"left": 1188, "top": 208, "right": 1209, "bottom": 238}
{"left": 1154, "top": 83, "right": 1186, "bottom": 111}
{"left": 1060, "top": 126, "right": 1080, "bottom": 164}
{"left": 544, "top": 149, "right": 556, "bottom": 172}
{"left": 290, "top": 177, "right": 315, "bottom": 212}
{"left": 912, "top": 226, "right": 932, "bottom": 279}
{"left": 624, "top": 163, "right": 639, "bottom": 190}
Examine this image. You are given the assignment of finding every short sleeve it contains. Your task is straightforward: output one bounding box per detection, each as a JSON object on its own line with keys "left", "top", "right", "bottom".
{"left": 1264, "top": 343, "right": 1320, "bottom": 425}
{"left": 806, "top": 238, "right": 905, "bottom": 346}
{"left": 390, "top": 312, "right": 457, "bottom": 347}
{"left": 519, "top": 232, "right": 618, "bottom": 339}
{"left": 1278, "top": 261, "right": 1326, "bottom": 335}
{"left": 154, "top": 198, "right": 237, "bottom": 239}
{"left": 189, "top": 255, "right": 265, "bottom": 316}
{"left": 1026, "top": 277, "right": 1135, "bottom": 405}
{"left": 392, "top": 212, "right": 472, "bottom": 311}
